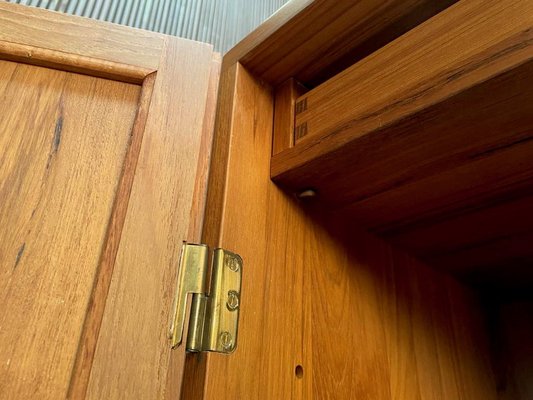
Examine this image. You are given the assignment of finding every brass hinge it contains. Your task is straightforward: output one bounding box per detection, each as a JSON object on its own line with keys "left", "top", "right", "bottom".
{"left": 169, "top": 242, "right": 243, "bottom": 354}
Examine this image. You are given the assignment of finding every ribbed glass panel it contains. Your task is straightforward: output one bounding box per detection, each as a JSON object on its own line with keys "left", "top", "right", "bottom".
{"left": 8, "top": 0, "right": 289, "bottom": 52}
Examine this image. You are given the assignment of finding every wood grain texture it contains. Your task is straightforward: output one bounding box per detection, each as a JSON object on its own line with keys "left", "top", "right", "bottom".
{"left": 224, "top": 0, "right": 457, "bottom": 87}
{"left": 180, "top": 62, "right": 240, "bottom": 400}
{"left": 222, "top": 0, "right": 313, "bottom": 72}
{"left": 304, "top": 216, "right": 498, "bottom": 400}
{"left": 272, "top": 78, "right": 307, "bottom": 155}
{"left": 272, "top": 0, "right": 533, "bottom": 283}
{"left": 288, "top": 0, "right": 533, "bottom": 148}
{"left": 0, "top": 60, "right": 140, "bottom": 399}
{"left": 192, "top": 63, "right": 498, "bottom": 399}
{"left": 67, "top": 73, "right": 156, "bottom": 400}
{"left": 0, "top": 2, "right": 163, "bottom": 82}
{"left": 164, "top": 53, "right": 221, "bottom": 400}
{"left": 185, "top": 54, "right": 222, "bottom": 244}
{"left": 203, "top": 63, "right": 309, "bottom": 400}
{"left": 0, "top": 41, "right": 151, "bottom": 84}
{"left": 85, "top": 37, "right": 215, "bottom": 400}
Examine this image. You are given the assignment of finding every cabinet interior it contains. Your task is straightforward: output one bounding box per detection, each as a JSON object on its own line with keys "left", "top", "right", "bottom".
{"left": 180, "top": 1, "right": 533, "bottom": 398}
{"left": 262, "top": 1, "right": 532, "bottom": 398}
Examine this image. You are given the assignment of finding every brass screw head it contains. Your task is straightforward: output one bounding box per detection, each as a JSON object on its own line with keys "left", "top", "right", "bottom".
{"left": 227, "top": 290, "right": 240, "bottom": 311}
{"left": 220, "top": 331, "right": 233, "bottom": 351}
{"left": 226, "top": 256, "right": 240, "bottom": 272}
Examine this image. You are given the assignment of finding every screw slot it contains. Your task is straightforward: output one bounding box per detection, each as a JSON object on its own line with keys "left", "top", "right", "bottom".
{"left": 226, "top": 255, "right": 240, "bottom": 272}
{"left": 295, "top": 365, "right": 304, "bottom": 379}
{"left": 227, "top": 290, "right": 240, "bottom": 311}
{"left": 220, "top": 331, "right": 233, "bottom": 351}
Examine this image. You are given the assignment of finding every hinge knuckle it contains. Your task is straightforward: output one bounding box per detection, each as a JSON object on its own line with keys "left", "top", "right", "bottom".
{"left": 169, "top": 242, "right": 242, "bottom": 354}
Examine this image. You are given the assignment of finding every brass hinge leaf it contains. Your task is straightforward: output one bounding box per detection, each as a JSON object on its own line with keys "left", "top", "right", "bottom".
{"left": 169, "top": 242, "right": 242, "bottom": 354}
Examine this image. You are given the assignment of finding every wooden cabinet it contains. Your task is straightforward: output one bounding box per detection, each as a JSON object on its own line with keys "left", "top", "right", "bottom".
{"left": 1, "top": 1, "right": 532, "bottom": 399}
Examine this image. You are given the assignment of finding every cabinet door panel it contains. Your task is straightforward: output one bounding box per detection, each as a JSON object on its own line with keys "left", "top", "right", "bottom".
{"left": 0, "top": 60, "right": 140, "bottom": 399}
{"left": 0, "top": 3, "right": 218, "bottom": 399}
{"left": 85, "top": 40, "right": 216, "bottom": 400}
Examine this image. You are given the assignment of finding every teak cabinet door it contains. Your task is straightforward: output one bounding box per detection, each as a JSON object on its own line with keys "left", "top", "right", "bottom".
{"left": 0, "top": 3, "right": 219, "bottom": 399}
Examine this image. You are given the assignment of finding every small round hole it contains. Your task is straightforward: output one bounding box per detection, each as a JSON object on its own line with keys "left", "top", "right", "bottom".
{"left": 295, "top": 365, "right": 304, "bottom": 379}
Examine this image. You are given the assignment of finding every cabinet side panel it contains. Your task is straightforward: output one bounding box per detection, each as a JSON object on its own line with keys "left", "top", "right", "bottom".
{"left": 203, "top": 63, "right": 309, "bottom": 399}
{"left": 0, "top": 60, "right": 140, "bottom": 399}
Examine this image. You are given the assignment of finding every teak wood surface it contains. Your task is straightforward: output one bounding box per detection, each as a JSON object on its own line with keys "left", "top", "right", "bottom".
{"left": 224, "top": 0, "right": 457, "bottom": 87}
{"left": 271, "top": 0, "right": 533, "bottom": 287}
{"left": 186, "top": 62, "right": 499, "bottom": 399}
{"left": 0, "top": 59, "right": 140, "bottom": 399}
{"left": 0, "top": 2, "right": 162, "bottom": 82}
{"left": 0, "top": 3, "right": 218, "bottom": 399}
{"left": 83, "top": 39, "right": 214, "bottom": 400}
{"left": 2, "top": 1, "right": 531, "bottom": 399}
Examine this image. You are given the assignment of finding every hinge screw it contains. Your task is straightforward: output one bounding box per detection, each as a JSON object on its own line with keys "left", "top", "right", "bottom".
{"left": 226, "top": 256, "right": 240, "bottom": 272}
{"left": 220, "top": 331, "right": 233, "bottom": 351}
{"left": 227, "top": 290, "right": 240, "bottom": 311}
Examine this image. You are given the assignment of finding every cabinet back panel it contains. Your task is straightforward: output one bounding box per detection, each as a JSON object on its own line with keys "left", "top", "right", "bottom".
{"left": 497, "top": 301, "right": 533, "bottom": 400}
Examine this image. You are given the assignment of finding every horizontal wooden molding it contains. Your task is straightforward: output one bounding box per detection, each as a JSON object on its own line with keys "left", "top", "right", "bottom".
{"left": 0, "top": 2, "right": 164, "bottom": 75}
{"left": 0, "top": 41, "right": 152, "bottom": 84}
